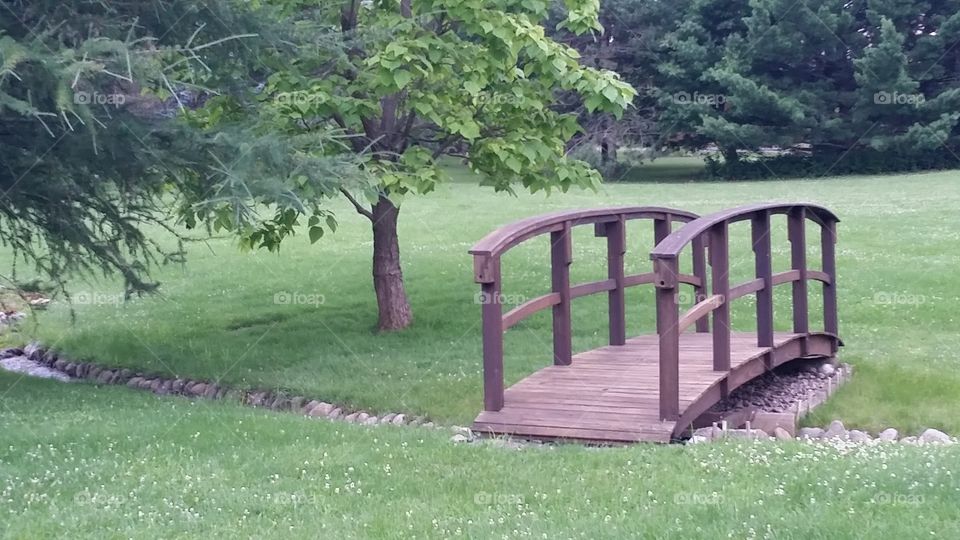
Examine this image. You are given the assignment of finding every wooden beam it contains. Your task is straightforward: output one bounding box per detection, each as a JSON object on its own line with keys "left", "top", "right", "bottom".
{"left": 480, "top": 262, "right": 504, "bottom": 411}
{"left": 710, "top": 222, "right": 731, "bottom": 372}
{"left": 605, "top": 218, "right": 626, "bottom": 346}
{"left": 677, "top": 294, "right": 724, "bottom": 334}
{"left": 788, "top": 208, "right": 809, "bottom": 334}
{"left": 551, "top": 223, "right": 573, "bottom": 365}
{"left": 753, "top": 211, "right": 774, "bottom": 347}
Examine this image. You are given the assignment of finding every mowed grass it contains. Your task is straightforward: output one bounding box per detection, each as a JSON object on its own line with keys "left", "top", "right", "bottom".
{"left": 3, "top": 373, "right": 960, "bottom": 539}
{"left": 2, "top": 170, "right": 959, "bottom": 433}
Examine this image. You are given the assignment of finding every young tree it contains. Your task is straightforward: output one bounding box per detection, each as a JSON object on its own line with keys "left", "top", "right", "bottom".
{"left": 193, "top": 0, "right": 635, "bottom": 331}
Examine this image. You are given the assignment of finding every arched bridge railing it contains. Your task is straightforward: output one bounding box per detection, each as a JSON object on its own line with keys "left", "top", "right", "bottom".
{"left": 470, "top": 206, "right": 701, "bottom": 412}
{"left": 650, "top": 203, "right": 840, "bottom": 421}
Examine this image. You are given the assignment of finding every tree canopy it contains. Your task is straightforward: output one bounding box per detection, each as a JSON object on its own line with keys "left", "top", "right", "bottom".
{"left": 187, "top": 0, "right": 636, "bottom": 330}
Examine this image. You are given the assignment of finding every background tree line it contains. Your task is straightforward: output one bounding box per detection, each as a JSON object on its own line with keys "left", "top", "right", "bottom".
{"left": 552, "top": 0, "right": 960, "bottom": 178}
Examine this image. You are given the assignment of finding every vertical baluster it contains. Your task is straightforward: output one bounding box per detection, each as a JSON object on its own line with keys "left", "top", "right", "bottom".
{"left": 753, "top": 211, "right": 774, "bottom": 348}
{"left": 478, "top": 258, "right": 504, "bottom": 411}
{"left": 654, "top": 257, "right": 680, "bottom": 421}
{"left": 711, "top": 222, "right": 731, "bottom": 372}
{"left": 551, "top": 222, "right": 573, "bottom": 365}
{"left": 654, "top": 213, "right": 673, "bottom": 245}
{"left": 654, "top": 214, "right": 674, "bottom": 337}
{"left": 822, "top": 219, "right": 838, "bottom": 352}
{"left": 692, "top": 235, "right": 709, "bottom": 333}
{"left": 788, "top": 208, "right": 809, "bottom": 334}
{"left": 606, "top": 217, "right": 626, "bottom": 346}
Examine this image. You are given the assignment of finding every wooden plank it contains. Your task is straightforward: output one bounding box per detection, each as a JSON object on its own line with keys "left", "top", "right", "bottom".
{"left": 678, "top": 294, "right": 724, "bottom": 333}
{"left": 472, "top": 422, "right": 672, "bottom": 443}
{"left": 753, "top": 211, "right": 774, "bottom": 347}
{"left": 605, "top": 217, "right": 627, "bottom": 346}
{"left": 471, "top": 206, "right": 698, "bottom": 260}
{"left": 789, "top": 207, "right": 809, "bottom": 334}
{"left": 551, "top": 223, "right": 572, "bottom": 365}
{"left": 477, "top": 409, "right": 663, "bottom": 426}
{"left": 821, "top": 221, "right": 838, "bottom": 342}
{"left": 570, "top": 279, "right": 616, "bottom": 299}
{"left": 624, "top": 272, "right": 702, "bottom": 288}
{"left": 501, "top": 293, "right": 560, "bottom": 330}
{"left": 772, "top": 269, "right": 801, "bottom": 286}
{"left": 476, "top": 330, "right": 835, "bottom": 442}
{"left": 623, "top": 272, "right": 655, "bottom": 288}
{"left": 710, "top": 222, "right": 731, "bottom": 372}
{"left": 807, "top": 270, "right": 831, "bottom": 284}
{"left": 655, "top": 257, "right": 680, "bottom": 421}
{"left": 481, "top": 274, "right": 504, "bottom": 411}
{"left": 729, "top": 278, "right": 764, "bottom": 301}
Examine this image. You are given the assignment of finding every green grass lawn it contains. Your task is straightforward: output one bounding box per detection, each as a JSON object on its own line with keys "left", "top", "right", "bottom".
{"left": 5, "top": 169, "right": 959, "bottom": 433}
{"left": 3, "top": 373, "right": 960, "bottom": 539}
{"left": 3, "top": 169, "right": 960, "bottom": 538}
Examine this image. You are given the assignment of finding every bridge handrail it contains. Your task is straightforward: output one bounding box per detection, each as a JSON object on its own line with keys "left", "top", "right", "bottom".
{"left": 470, "top": 206, "right": 701, "bottom": 412}
{"left": 650, "top": 202, "right": 840, "bottom": 421}
{"left": 650, "top": 202, "right": 839, "bottom": 260}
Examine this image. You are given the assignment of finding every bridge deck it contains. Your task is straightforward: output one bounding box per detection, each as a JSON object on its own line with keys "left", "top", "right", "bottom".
{"left": 473, "top": 331, "right": 807, "bottom": 443}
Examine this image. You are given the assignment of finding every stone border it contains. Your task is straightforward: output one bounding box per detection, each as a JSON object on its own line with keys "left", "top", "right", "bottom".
{"left": 3, "top": 343, "right": 435, "bottom": 429}
{"left": 12, "top": 344, "right": 952, "bottom": 448}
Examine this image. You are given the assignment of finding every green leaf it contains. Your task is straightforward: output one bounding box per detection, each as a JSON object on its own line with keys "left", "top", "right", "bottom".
{"left": 394, "top": 70, "right": 413, "bottom": 89}
{"left": 309, "top": 226, "right": 324, "bottom": 244}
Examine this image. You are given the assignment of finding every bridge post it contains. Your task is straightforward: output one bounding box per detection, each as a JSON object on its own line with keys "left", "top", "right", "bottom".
{"left": 692, "top": 235, "right": 709, "bottom": 333}
{"left": 477, "top": 258, "right": 504, "bottom": 411}
{"left": 752, "top": 211, "right": 774, "bottom": 348}
{"left": 604, "top": 217, "right": 627, "bottom": 346}
{"left": 788, "top": 208, "right": 809, "bottom": 335}
{"left": 710, "top": 222, "right": 731, "bottom": 372}
{"left": 551, "top": 222, "right": 573, "bottom": 365}
{"left": 654, "top": 213, "right": 673, "bottom": 245}
{"left": 654, "top": 257, "right": 680, "bottom": 421}
{"left": 821, "top": 219, "right": 839, "bottom": 352}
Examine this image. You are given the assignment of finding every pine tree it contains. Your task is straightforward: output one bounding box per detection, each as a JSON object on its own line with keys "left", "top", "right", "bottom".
{"left": 654, "top": 0, "right": 960, "bottom": 167}
{"left": 0, "top": 1, "right": 291, "bottom": 297}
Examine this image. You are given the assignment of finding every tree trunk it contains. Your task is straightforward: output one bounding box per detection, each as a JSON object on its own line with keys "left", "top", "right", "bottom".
{"left": 721, "top": 145, "right": 740, "bottom": 164}
{"left": 371, "top": 196, "right": 413, "bottom": 331}
{"left": 601, "top": 135, "right": 618, "bottom": 165}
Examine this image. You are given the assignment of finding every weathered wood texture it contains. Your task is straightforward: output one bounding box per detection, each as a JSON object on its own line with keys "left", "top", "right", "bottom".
{"left": 473, "top": 332, "right": 839, "bottom": 443}
{"left": 471, "top": 203, "right": 842, "bottom": 443}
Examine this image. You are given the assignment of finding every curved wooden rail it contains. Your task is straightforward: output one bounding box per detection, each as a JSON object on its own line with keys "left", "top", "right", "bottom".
{"left": 651, "top": 203, "right": 841, "bottom": 421}
{"left": 470, "top": 206, "right": 701, "bottom": 412}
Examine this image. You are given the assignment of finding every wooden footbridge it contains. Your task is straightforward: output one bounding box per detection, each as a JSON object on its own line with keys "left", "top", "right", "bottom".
{"left": 469, "top": 203, "right": 841, "bottom": 443}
